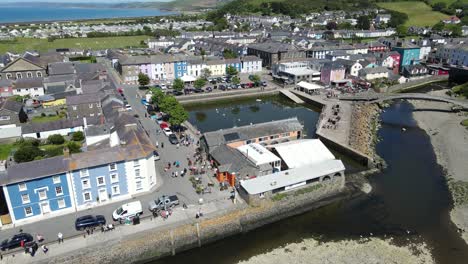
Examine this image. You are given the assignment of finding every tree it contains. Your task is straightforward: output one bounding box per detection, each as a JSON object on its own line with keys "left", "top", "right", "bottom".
{"left": 67, "top": 141, "right": 81, "bottom": 154}
{"left": 223, "top": 49, "right": 238, "bottom": 59}
{"left": 72, "top": 131, "right": 84, "bottom": 141}
{"left": 168, "top": 104, "right": 189, "bottom": 126}
{"left": 202, "top": 68, "right": 211, "bottom": 79}
{"left": 173, "top": 78, "right": 185, "bottom": 91}
{"left": 159, "top": 96, "right": 179, "bottom": 114}
{"left": 226, "top": 65, "right": 238, "bottom": 76}
{"left": 14, "top": 145, "right": 44, "bottom": 163}
{"left": 250, "top": 74, "right": 261, "bottom": 84}
{"left": 357, "top": 15, "right": 370, "bottom": 30}
{"left": 447, "top": 24, "right": 462, "bottom": 37}
{"left": 138, "top": 73, "right": 150, "bottom": 87}
{"left": 150, "top": 89, "right": 165, "bottom": 105}
{"left": 432, "top": 21, "right": 445, "bottom": 31}
{"left": 232, "top": 76, "right": 240, "bottom": 85}
{"left": 200, "top": 49, "right": 206, "bottom": 60}
{"left": 432, "top": 2, "right": 446, "bottom": 12}
{"left": 338, "top": 22, "right": 353, "bottom": 30}
{"left": 396, "top": 25, "right": 408, "bottom": 37}
{"left": 326, "top": 21, "right": 338, "bottom": 30}
{"left": 48, "top": 134, "right": 65, "bottom": 145}
{"left": 194, "top": 78, "right": 207, "bottom": 89}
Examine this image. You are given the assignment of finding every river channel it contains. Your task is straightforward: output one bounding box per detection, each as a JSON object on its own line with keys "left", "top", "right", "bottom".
{"left": 153, "top": 94, "right": 468, "bottom": 264}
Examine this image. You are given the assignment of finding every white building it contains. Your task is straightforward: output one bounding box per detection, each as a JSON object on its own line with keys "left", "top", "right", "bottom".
{"left": 148, "top": 38, "right": 175, "bottom": 49}
{"left": 12, "top": 78, "right": 44, "bottom": 97}
{"left": 237, "top": 143, "right": 282, "bottom": 171}
{"left": 241, "top": 56, "right": 262, "bottom": 73}
{"left": 359, "top": 66, "right": 389, "bottom": 80}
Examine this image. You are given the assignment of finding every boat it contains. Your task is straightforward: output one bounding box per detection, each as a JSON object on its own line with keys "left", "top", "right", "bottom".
{"left": 256, "top": 99, "right": 262, "bottom": 102}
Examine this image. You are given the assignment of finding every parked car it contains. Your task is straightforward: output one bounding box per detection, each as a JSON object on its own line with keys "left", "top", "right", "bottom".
{"left": 125, "top": 104, "right": 132, "bottom": 111}
{"left": 210, "top": 79, "right": 217, "bottom": 84}
{"left": 206, "top": 87, "right": 213, "bottom": 92}
{"left": 163, "top": 127, "right": 173, "bottom": 136}
{"left": 248, "top": 75, "right": 255, "bottom": 81}
{"left": 112, "top": 201, "right": 143, "bottom": 222}
{"left": 168, "top": 134, "right": 179, "bottom": 144}
{"left": 153, "top": 150, "right": 160, "bottom": 161}
{"left": 160, "top": 122, "right": 169, "bottom": 129}
{"left": 193, "top": 88, "right": 204, "bottom": 93}
{"left": 172, "top": 91, "right": 183, "bottom": 96}
{"left": 148, "top": 195, "right": 179, "bottom": 212}
{"left": 160, "top": 84, "right": 167, "bottom": 89}
{"left": 261, "top": 81, "right": 268, "bottom": 87}
{"left": 75, "top": 215, "right": 106, "bottom": 231}
{"left": 1, "top": 233, "right": 33, "bottom": 251}
{"left": 170, "top": 124, "right": 186, "bottom": 133}
{"left": 219, "top": 84, "right": 227, "bottom": 91}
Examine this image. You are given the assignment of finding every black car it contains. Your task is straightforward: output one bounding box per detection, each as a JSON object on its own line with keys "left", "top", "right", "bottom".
{"left": 172, "top": 91, "right": 184, "bottom": 96}
{"left": 206, "top": 87, "right": 213, "bottom": 92}
{"left": 168, "top": 134, "right": 179, "bottom": 145}
{"left": 1, "top": 233, "right": 33, "bottom": 251}
{"left": 218, "top": 84, "right": 226, "bottom": 91}
{"left": 193, "top": 88, "right": 204, "bottom": 93}
{"left": 75, "top": 215, "right": 106, "bottom": 231}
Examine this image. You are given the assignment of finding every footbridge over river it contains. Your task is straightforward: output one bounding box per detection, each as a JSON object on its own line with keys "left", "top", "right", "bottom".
{"left": 339, "top": 93, "right": 468, "bottom": 110}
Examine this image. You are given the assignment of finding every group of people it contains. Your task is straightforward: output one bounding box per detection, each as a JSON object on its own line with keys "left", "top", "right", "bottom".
{"left": 19, "top": 233, "right": 48, "bottom": 257}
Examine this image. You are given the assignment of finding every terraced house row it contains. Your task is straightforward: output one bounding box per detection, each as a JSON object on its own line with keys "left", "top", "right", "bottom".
{"left": 115, "top": 54, "right": 262, "bottom": 84}
{"left": 0, "top": 113, "right": 158, "bottom": 226}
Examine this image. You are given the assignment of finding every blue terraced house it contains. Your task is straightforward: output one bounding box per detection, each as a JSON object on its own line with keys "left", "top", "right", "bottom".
{"left": 391, "top": 42, "right": 420, "bottom": 72}
{"left": 1, "top": 156, "right": 75, "bottom": 224}
{"left": 225, "top": 58, "right": 242, "bottom": 73}
{"left": 174, "top": 60, "right": 188, "bottom": 79}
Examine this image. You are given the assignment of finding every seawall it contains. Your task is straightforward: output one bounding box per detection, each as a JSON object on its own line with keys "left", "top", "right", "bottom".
{"left": 40, "top": 180, "right": 354, "bottom": 264}
{"left": 178, "top": 88, "right": 279, "bottom": 105}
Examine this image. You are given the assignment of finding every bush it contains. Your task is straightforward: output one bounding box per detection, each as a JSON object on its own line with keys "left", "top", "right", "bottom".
{"left": 67, "top": 141, "right": 81, "bottom": 153}
{"left": 47, "top": 134, "right": 65, "bottom": 145}
{"left": 44, "top": 146, "right": 64, "bottom": 157}
{"left": 16, "top": 138, "right": 40, "bottom": 147}
{"left": 41, "top": 113, "right": 46, "bottom": 117}
{"left": 461, "top": 119, "right": 468, "bottom": 127}
{"left": 72, "top": 131, "right": 85, "bottom": 141}
{"left": 14, "top": 145, "right": 44, "bottom": 163}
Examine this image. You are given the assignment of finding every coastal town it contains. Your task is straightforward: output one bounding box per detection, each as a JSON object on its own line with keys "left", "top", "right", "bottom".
{"left": 0, "top": 0, "right": 467, "bottom": 263}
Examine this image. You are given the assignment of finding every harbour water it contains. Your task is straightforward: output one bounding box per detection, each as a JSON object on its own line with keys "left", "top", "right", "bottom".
{"left": 0, "top": 6, "right": 173, "bottom": 23}
{"left": 153, "top": 96, "right": 468, "bottom": 264}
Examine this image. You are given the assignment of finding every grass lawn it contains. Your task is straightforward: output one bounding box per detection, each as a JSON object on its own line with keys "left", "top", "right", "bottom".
{"left": 31, "top": 115, "right": 64, "bottom": 123}
{"left": 0, "top": 144, "right": 14, "bottom": 160}
{"left": 462, "top": 119, "right": 468, "bottom": 127}
{"left": 0, "top": 35, "right": 148, "bottom": 54}
{"left": 428, "top": 0, "right": 468, "bottom": 5}
{"left": 377, "top": 2, "right": 449, "bottom": 27}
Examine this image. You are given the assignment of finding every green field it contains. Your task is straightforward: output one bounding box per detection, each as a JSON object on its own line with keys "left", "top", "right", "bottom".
{"left": 0, "top": 36, "right": 148, "bottom": 54}
{"left": 378, "top": 1, "right": 449, "bottom": 27}
{"left": 428, "top": 0, "right": 468, "bottom": 5}
{"left": 0, "top": 144, "right": 14, "bottom": 160}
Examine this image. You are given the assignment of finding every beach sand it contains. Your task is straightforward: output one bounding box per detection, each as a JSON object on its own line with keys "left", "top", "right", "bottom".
{"left": 238, "top": 237, "right": 434, "bottom": 264}
{"left": 409, "top": 93, "right": 468, "bottom": 244}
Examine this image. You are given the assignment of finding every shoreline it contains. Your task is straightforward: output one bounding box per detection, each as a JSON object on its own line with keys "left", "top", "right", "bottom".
{"left": 408, "top": 92, "right": 468, "bottom": 245}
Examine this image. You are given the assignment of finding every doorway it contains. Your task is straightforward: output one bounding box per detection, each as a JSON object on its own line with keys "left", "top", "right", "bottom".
{"left": 41, "top": 202, "right": 50, "bottom": 214}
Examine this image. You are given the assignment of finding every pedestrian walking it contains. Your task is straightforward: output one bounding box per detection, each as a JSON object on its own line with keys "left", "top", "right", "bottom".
{"left": 156, "top": 141, "right": 159, "bottom": 147}
{"left": 175, "top": 171, "right": 178, "bottom": 177}
{"left": 57, "top": 232, "right": 63, "bottom": 244}
{"left": 161, "top": 142, "right": 164, "bottom": 148}
{"left": 42, "top": 245, "right": 48, "bottom": 254}
{"left": 171, "top": 171, "right": 175, "bottom": 178}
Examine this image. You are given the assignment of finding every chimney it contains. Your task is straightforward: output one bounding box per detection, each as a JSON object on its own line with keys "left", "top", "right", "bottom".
{"left": 63, "top": 146, "right": 70, "bottom": 158}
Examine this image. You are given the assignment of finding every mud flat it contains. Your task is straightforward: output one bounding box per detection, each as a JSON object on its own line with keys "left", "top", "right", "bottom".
{"left": 409, "top": 98, "right": 468, "bottom": 244}
{"left": 238, "top": 237, "right": 433, "bottom": 264}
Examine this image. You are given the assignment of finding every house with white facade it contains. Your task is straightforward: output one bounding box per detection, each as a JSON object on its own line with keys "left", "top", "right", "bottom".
{"left": 12, "top": 77, "right": 44, "bottom": 97}
{"left": 241, "top": 56, "right": 262, "bottom": 73}
{"left": 358, "top": 66, "right": 389, "bottom": 80}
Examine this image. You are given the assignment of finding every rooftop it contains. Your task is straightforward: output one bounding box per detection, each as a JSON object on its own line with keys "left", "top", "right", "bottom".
{"left": 237, "top": 143, "right": 281, "bottom": 166}
{"left": 273, "top": 139, "right": 336, "bottom": 169}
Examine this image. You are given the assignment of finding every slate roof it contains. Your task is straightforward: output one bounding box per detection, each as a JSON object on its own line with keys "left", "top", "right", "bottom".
{"left": 15, "top": 77, "right": 43, "bottom": 89}
{"left": 48, "top": 62, "right": 75, "bottom": 75}
{"left": 21, "top": 118, "right": 84, "bottom": 134}
{"left": 0, "top": 100, "right": 23, "bottom": 113}
{"left": 360, "top": 66, "right": 389, "bottom": 74}
{"left": 242, "top": 56, "right": 262, "bottom": 62}
{"left": 1, "top": 156, "right": 68, "bottom": 185}
{"left": 203, "top": 118, "right": 303, "bottom": 151}
{"left": 66, "top": 92, "right": 101, "bottom": 105}
{"left": 248, "top": 42, "right": 300, "bottom": 53}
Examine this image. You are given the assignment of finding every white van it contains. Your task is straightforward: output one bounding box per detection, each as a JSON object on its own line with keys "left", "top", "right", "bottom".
{"left": 112, "top": 201, "right": 143, "bottom": 222}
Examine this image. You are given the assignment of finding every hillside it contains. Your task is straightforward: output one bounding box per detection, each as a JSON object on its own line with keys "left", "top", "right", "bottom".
{"left": 377, "top": 1, "right": 449, "bottom": 27}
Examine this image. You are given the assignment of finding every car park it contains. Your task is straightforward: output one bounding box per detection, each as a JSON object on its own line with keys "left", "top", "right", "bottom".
{"left": 163, "top": 127, "right": 173, "bottom": 136}
{"left": 75, "top": 215, "right": 106, "bottom": 231}
{"left": 112, "top": 201, "right": 143, "bottom": 222}
{"left": 1, "top": 233, "right": 33, "bottom": 251}
{"left": 168, "top": 134, "right": 179, "bottom": 144}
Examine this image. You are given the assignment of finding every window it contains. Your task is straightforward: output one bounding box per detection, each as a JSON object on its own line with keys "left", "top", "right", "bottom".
{"left": 259, "top": 192, "right": 265, "bottom": 198}
{"left": 112, "top": 185, "right": 120, "bottom": 195}
{"left": 57, "top": 198, "right": 66, "bottom": 208}
{"left": 110, "top": 173, "right": 119, "bottom": 183}
{"left": 109, "top": 163, "right": 117, "bottom": 171}
{"left": 135, "top": 169, "right": 140, "bottom": 178}
{"left": 36, "top": 71, "right": 42, "bottom": 77}
{"left": 90, "top": 113, "right": 95, "bottom": 117}
{"left": 82, "top": 179, "right": 90, "bottom": 189}
{"left": 97, "top": 176, "right": 105, "bottom": 186}
{"left": 21, "top": 193, "right": 30, "bottom": 204}
{"left": 27, "top": 72, "right": 32, "bottom": 78}
{"left": 6, "top": 73, "right": 12, "bottom": 79}
{"left": 89, "top": 104, "right": 93, "bottom": 109}
{"left": 16, "top": 73, "right": 22, "bottom": 79}
{"left": 0, "top": 116, "right": 10, "bottom": 121}
{"left": 72, "top": 106, "right": 77, "bottom": 110}
{"left": 53, "top": 175, "right": 61, "bottom": 184}
{"left": 18, "top": 183, "right": 27, "bottom": 191}
{"left": 83, "top": 192, "right": 92, "bottom": 202}
{"left": 55, "top": 186, "right": 63, "bottom": 196}
{"left": 136, "top": 181, "right": 142, "bottom": 190}
{"left": 24, "top": 206, "right": 33, "bottom": 216}
{"left": 38, "top": 189, "right": 47, "bottom": 200}
{"left": 133, "top": 160, "right": 140, "bottom": 167}
{"left": 80, "top": 169, "right": 89, "bottom": 177}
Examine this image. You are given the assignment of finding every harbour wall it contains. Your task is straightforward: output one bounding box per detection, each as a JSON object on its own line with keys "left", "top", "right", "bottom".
{"left": 42, "top": 179, "right": 354, "bottom": 264}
